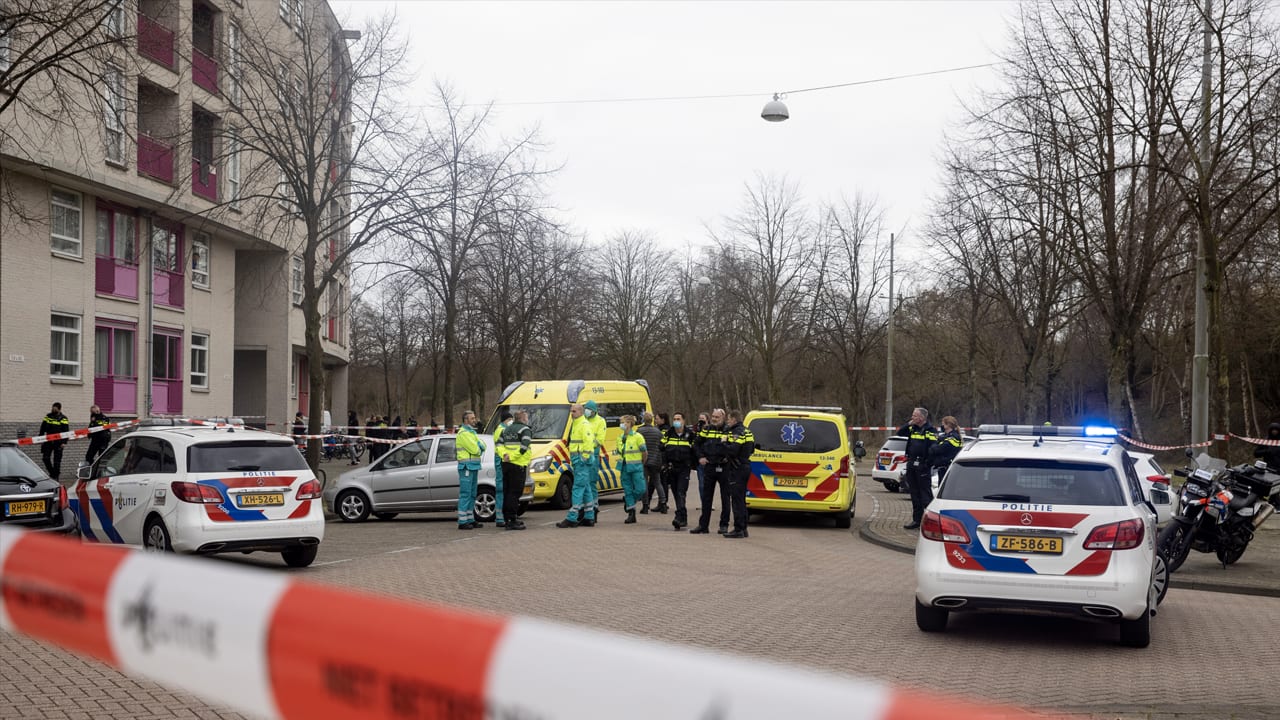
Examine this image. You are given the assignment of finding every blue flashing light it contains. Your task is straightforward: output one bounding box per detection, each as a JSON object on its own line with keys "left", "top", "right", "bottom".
{"left": 1083, "top": 425, "right": 1118, "bottom": 437}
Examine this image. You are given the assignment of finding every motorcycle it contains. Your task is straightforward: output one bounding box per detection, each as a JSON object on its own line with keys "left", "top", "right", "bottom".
{"left": 1157, "top": 452, "right": 1280, "bottom": 572}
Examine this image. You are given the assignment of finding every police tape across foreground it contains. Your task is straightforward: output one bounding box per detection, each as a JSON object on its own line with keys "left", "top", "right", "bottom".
{"left": 0, "top": 528, "right": 1063, "bottom": 720}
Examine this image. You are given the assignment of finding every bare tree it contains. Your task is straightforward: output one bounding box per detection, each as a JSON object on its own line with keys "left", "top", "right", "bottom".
{"left": 590, "top": 231, "right": 673, "bottom": 379}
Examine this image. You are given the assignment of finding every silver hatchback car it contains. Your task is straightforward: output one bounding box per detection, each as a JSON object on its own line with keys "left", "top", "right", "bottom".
{"left": 323, "top": 434, "right": 533, "bottom": 523}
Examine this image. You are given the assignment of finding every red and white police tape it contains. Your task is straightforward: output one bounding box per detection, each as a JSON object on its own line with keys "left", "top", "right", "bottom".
{"left": 13, "top": 419, "right": 138, "bottom": 446}
{"left": 0, "top": 528, "right": 1061, "bottom": 720}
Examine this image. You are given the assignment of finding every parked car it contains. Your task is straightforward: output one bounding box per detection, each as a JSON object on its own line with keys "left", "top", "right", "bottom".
{"left": 0, "top": 441, "right": 78, "bottom": 535}
{"left": 324, "top": 433, "right": 533, "bottom": 523}
{"left": 74, "top": 422, "right": 325, "bottom": 567}
{"left": 873, "top": 436, "right": 908, "bottom": 492}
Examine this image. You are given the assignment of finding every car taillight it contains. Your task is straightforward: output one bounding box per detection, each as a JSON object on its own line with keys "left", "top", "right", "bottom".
{"left": 920, "top": 511, "right": 970, "bottom": 543}
{"left": 1083, "top": 518, "right": 1145, "bottom": 550}
{"left": 838, "top": 455, "right": 850, "bottom": 479}
{"left": 58, "top": 485, "right": 69, "bottom": 511}
{"left": 296, "top": 479, "right": 322, "bottom": 501}
{"left": 1147, "top": 474, "right": 1170, "bottom": 486}
{"left": 171, "top": 481, "right": 223, "bottom": 504}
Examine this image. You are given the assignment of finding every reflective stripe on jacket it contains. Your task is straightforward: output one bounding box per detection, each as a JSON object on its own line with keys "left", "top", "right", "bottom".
{"left": 568, "top": 416, "right": 596, "bottom": 455}
{"left": 616, "top": 432, "right": 646, "bottom": 465}
{"left": 456, "top": 427, "right": 483, "bottom": 462}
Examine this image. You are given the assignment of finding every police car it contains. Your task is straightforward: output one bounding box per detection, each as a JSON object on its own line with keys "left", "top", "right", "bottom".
{"left": 73, "top": 422, "right": 324, "bottom": 567}
{"left": 914, "top": 425, "right": 1168, "bottom": 647}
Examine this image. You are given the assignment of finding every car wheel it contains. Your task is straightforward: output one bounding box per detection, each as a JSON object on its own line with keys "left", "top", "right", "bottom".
{"left": 1119, "top": 605, "right": 1151, "bottom": 648}
{"left": 1156, "top": 521, "right": 1194, "bottom": 573}
{"left": 336, "top": 489, "right": 371, "bottom": 523}
{"left": 475, "top": 488, "right": 497, "bottom": 522}
{"left": 517, "top": 501, "right": 530, "bottom": 516}
{"left": 281, "top": 544, "right": 319, "bottom": 568}
{"left": 551, "top": 475, "right": 573, "bottom": 510}
{"left": 882, "top": 481, "right": 900, "bottom": 493}
{"left": 1152, "top": 551, "right": 1170, "bottom": 606}
{"left": 834, "top": 505, "right": 853, "bottom": 529}
{"left": 372, "top": 512, "right": 399, "bottom": 521}
{"left": 914, "top": 598, "right": 948, "bottom": 633}
{"left": 143, "top": 517, "right": 173, "bottom": 552}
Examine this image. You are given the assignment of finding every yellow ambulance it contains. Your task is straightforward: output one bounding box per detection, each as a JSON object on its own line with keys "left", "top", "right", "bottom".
{"left": 484, "top": 380, "right": 653, "bottom": 507}
{"left": 743, "top": 404, "right": 855, "bottom": 528}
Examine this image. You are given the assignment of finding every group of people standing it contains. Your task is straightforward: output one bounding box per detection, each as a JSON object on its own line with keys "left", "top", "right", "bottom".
{"left": 35, "top": 402, "right": 112, "bottom": 480}
{"left": 896, "top": 407, "right": 964, "bottom": 530}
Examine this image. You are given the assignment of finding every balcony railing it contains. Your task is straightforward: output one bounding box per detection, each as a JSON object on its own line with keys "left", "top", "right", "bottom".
{"left": 138, "top": 134, "right": 175, "bottom": 183}
{"left": 95, "top": 256, "right": 139, "bottom": 300}
{"left": 192, "top": 47, "right": 218, "bottom": 94}
{"left": 192, "top": 159, "right": 218, "bottom": 201}
{"left": 137, "top": 12, "right": 175, "bottom": 69}
{"left": 153, "top": 268, "right": 184, "bottom": 309}
{"left": 151, "top": 378, "right": 183, "bottom": 415}
{"left": 94, "top": 376, "right": 138, "bottom": 415}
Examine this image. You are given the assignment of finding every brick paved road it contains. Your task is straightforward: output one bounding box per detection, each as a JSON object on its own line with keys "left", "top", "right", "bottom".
{"left": 3, "top": 475, "right": 1278, "bottom": 719}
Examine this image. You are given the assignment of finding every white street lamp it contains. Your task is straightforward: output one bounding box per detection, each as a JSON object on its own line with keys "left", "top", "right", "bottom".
{"left": 760, "top": 94, "right": 789, "bottom": 122}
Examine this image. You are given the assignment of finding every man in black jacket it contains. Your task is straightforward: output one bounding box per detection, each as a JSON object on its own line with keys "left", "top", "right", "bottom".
{"left": 897, "top": 407, "right": 937, "bottom": 530}
{"left": 39, "top": 402, "right": 70, "bottom": 479}
{"left": 1255, "top": 422, "right": 1280, "bottom": 470}
{"left": 691, "top": 409, "right": 732, "bottom": 535}
{"left": 85, "top": 405, "right": 112, "bottom": 464}
{"left": 661, "top": 412, "right": 697, "bottom": 530}
{"left": 723, "top": 409, "right": 756, "bottom": 539}
{"left": 638, "top": 412, "right": 666, "bottom": 514}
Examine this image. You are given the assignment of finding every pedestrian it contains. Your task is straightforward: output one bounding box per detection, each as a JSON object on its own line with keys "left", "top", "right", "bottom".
{"left": 38, "top": 402, "right": 70, "bottom": 479}
{"left": 929, "top": 415, "right": 964, "bottom": 480}
{"left": 390, "top": 415, "right": 403, "bottom": 441}
{"left": 616, "top": 414, "right": 648, "bottom": 524}
{"left": 656, "top": 412, "right": 670, "bottom": 431}
{"left": 455, "top": 410, "right": 485, "bottom": 529}
{"left": 1255, "top": 422, "right": 1280, "bottom": 470}
{"left": 499, "top": 409, "right": 533, "bottom": 531}
{"left": 583, "top": 399, "right": 607, "bottom": 523}
{"left": 637, "top": 411, "right": 666, "bottom": 514}
{"left": 661, "top": 412, "right": 697, "bottom": 531}
{"left": 690, "top": 408, "right": 733, "bottom": 535}
{"left": 556, "top": 403, "right": 598, "bottom": 528}
{"left": 346, "top": 410, "right": 360, "bottom": 465}
{"left": 85, "top": 405, "right": 111, "bottom": 465}
{"left": 405, "top": 417, "right": 419, "bottom": 438}
{"left": 897, "top": 407, "right": 938, "bottom": 530}
{"left": 366, "top": 415, "right": 380, "bottom": 464}
{"left": 722, "top": 409, "right": 756, "bottom": 539}
{"left": 292, "top": 411, "right": 305, "bottom": 435}
{"left": 492, "top": 412, "right": 513, "bottom": 527}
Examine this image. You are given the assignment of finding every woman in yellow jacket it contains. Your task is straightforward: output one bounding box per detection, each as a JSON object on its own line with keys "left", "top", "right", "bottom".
{"left": 616, "top": 415, "right": 648, "bottom": 524}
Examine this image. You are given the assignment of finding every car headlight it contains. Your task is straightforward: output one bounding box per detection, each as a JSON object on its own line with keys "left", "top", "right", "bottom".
{"left": 530, "top": 457, "right": 550, "bottom": 474}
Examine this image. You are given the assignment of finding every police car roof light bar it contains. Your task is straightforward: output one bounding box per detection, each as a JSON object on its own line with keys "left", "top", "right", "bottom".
{"left": 976, "top": 424, "right": 1119, "bottom": 442}
{"left": 759, "top": 404, "right": 844, "bottom": 414}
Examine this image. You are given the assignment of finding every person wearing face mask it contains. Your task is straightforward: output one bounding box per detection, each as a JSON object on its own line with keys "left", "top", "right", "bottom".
{"left": 557, "top": 403, "right": 599, "bottom": 528}
{"left": 691, "top": 408, "right": 733, "bottom": 535}
{"left": 638, "top": 411, "right": 666, "bottom": 514}
{"left": 582, "top": 399, "right": 608, "bottom": 524}
{"left": 722, "top": 409, "right": 756, "bottom": 539}
{"left": 615, "top": 415, "right": 648, "bottom": 523}
{"left": 662, "top": 412, "right": 697, "bottom": 530}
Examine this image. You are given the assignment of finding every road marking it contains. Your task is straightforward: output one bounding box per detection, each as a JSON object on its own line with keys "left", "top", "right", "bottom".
{"left": 312, "top": 559, "right": 352, "bottom": 567}
{"left": 386, "top": 546, "right": 423, "bottom": 554}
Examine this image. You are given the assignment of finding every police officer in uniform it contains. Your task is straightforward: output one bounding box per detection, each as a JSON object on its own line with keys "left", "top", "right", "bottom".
{"left": 723, "top": 409, "right": 756, "bottom": 539}
{"left": 499, "top": 410, "right": 532, "bottom": 531}
{"left": 929, "top": 415, "right": 963, "bottom": 482}
{"left": 85, "top": 405, "right": 112, "bottom": 464}
{"left": 661, "top": 412, "right": 697, "bottom": 530}
{"left": 898, "top": 407, "right": 937, "bottom": 530}
{"left": 38, "top": 402, "right": 70, "bottom": 479}
{"left": 690, "top": 408, "right": 732, "bottom": 535}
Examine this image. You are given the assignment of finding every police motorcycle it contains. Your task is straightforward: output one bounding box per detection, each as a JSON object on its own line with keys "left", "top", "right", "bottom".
{"left": 1157, "top": 452, "right": 1280, "bottom": 572}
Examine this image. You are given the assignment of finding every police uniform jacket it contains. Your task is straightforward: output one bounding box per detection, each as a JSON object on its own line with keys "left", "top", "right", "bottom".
{"left": 661, "top": 426, "right": 697, "bottom": 470}
{"left": 39, "top": 412, "right": 70, "bottom": 447}
{"left": 897, "top": 422, "right": 937, "bottom": 462}
{"left": 695, "top": 425, "right": 733, "bottom": 467}
{"left": 929, "top": 429, "right": 963, "bottom": 470}
{"left": 725, "top": 421, "right": 756, "bottom": 470}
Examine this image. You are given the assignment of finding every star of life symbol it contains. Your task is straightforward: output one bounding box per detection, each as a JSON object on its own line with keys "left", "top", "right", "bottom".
{"left": 781, "top": 422, "right": 805, "bottom": 446}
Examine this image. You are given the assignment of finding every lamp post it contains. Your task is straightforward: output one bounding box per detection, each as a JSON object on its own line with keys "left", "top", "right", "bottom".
{"left": 885, "top": 232, "right": 894, "bottom": 429}
{"left": 1190, "top": 0, "right": 1212, "bottom": 446}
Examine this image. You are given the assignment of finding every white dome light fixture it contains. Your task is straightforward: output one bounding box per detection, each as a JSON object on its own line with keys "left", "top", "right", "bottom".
{"left": 761, "top": 93, "right": 789, "bottom": 122}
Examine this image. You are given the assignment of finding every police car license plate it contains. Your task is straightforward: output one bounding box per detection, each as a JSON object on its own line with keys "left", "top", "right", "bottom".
{"left": 4, "top": 500, "right": 46, "bottom": 516}
{"left": 237, "top": 493, "right": 285, "bottom": 507}
{"left": 991, "top": 535, "right": 1063, "bottom": 554}
{"left": 774, "top": 477, "right": 808, "bottom": 488}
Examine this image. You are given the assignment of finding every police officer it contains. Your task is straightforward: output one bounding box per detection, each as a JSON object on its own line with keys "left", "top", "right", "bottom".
{"left": 898, "top": 407, "right": 937, "bottom": 530}
{"left": 723, "top": 409, "right": 756, "bottom": 539}
{"left": 929, "top": 415, "right": 963, "bottom": 479}
{"left": 662, "top": 412, "right": 697, "bottom": 531}
{"left": 39, "top": 402, "right": 70, "bottom": 479}
{"left": 615, "top": 415, "right": 648, "bottom": 523}
{"left": 690, "top": 408, "right": 732, "bottom": 535}
{"left": 455, "top": 410, "right": 485, "bottom": 529}
{"left": 557, "top": 403, "right": 598, "bottom": 528}
{"left": 492, "top": 412, "right": 513, "bottom": 527}
{"left": 85, "top": 405, "right": 112, "bottom": 464}
{"left": 1254, "top": 422, "right": 1280, "bottom": 470}
{"left": 499, "top": 409, "right": 532, "bottom": 531}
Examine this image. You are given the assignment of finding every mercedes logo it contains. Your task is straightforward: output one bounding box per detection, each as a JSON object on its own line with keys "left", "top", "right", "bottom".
{"left": 1020, "top": 512, "right": 1033, "bottom": 525}
{"left": 257, "top": 478, "right": 264, "bottom": 486}
{"left": 18, "top": 484, "right": 32, "bottom": 493}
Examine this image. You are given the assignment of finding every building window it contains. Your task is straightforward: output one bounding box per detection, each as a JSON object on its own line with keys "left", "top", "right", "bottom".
{"left": 190, "top": 333, "right": 209, "bottom": 388}
{"left": 104, "top": 0, "right": 124, "bottom": 38}
{"left": 95, "top": 322, "right": 137, "bottom": 413}
{"left": 95, "top": 206, "right": 136, "bottom": 262}
{"left": 291, "top": 255, "right": 303, "bottom": 305}
{"left": 50, "top": 188, "right": 83, "bottom": 256}
{"left": 50, "top": 313, "right": 81, "bottom": 379}
{"left": 104, "top": 65, "right": 125, "bottom": 164}
{"left": 0, "top": 23, "right": 10, "bottom": 73}
{"left": 152, "top": 223, "right": 181, "bottom": 272}
{"left": 291, "top": 0, "right": 302, "bottom": 33}
{"left": 227, "top": 22, "right": 241, "bottom": 105}
{"left": 151, "top": 221, "right": 184, "bottom": 309}
{"left": 152, "top": 330, "right": 183, "bottom": 414}
{"left": 226, "top": 128, "right": 241, "bottom": 206}
{"left": 192, "top": 234, "right": 210, "bottom": 287}
{"left": 289, "top": 356, "right": 297, "bottom": 398}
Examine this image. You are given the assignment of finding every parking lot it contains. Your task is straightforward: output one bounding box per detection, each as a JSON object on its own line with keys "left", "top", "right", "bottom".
{"left": 3, "top": 473, "right": 1279, "bottom": 719}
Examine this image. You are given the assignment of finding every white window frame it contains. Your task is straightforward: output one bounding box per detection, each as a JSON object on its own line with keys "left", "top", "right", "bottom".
{"left": 227, "top": 22, "right": 241, "bottom": 106}
{"left": 104, "top": 64, "right": 125, "bottom": 164}
{"left": 104, "top": 0, "right": 125, "bottom": 37}
{"left": 291, "top": 255, "right": 303, "bottom": 305}
{"left": 279, "top": 0, "right": 289, "bottom": 24}
{"left": 192, "top": 234, "right": 210, "bottom": 288}
{"left": 50, "top": 313, "right": 82, "bottom": 379}
{"left": 289, "top": 356, "right": 297, "bottom": 398}
{"left": 291, "top": 0, "right": 303, "bottom": 35}
{"left": 50, "top": 188, "right": 83, "bottom": 256}
{"left": 190, "top": 333, "right": 209, "bottom": 389}
{"left": 226, "top": 127, "right": 241, "bottom": 207}
{"left": 0, "top": 23, "right": 10, "bottom": 74}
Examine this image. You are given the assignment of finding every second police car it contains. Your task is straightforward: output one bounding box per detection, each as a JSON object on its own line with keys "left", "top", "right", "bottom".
{"left": 73, "top": 421, "right": 325, "bottom": 567}
{"left": 914, "top": 424, "right": 1169, "bottom": 647}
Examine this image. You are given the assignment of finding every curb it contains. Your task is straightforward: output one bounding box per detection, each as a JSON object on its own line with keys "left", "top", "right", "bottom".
{"left": 857, "top": 511, "right": 1280, "bottom": 600}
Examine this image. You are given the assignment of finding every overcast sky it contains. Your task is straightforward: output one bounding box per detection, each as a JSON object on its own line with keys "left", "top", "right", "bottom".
{"left": 334, "top": 0, "right": 1019, "bottom": 260}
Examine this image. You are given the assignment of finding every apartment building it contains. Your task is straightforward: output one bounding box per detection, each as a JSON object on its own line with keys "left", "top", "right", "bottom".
{"left": 0, "top": 0, "right": 350, "bottom": 438}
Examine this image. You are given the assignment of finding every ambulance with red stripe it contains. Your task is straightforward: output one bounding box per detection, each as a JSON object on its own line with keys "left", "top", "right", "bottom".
{"left": 914, "top": 424, "right": 1168, "bottom": 647}
{"left": 72, "top": 422, "right": 324, "bottom": 567}
{"left": 485, "top": 380, "right": 652, "bottom": 508}
{"left": 743, "top": 405, "right": 855, "bottom": 528}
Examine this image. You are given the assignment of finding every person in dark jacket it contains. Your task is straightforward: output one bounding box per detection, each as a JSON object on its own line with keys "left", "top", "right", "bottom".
{"left": 691, "top": 409, "right": 733, "bottom": 535}
{"left": 928, "top": 415, "right": 963, "bottom": 480}
{"left": 897, "top": 407, "right": 937, "bottom": 530}
{"left": 638, "top": 412, "right": 666, "bottom": 514}
{"left": 662, "top": 413, "right": 697, "bottom": 531}
{"left": 85, "top": 405, "right": 112, "bottom": 464}
{"left": 722, "top": 409, "right": 756, "bottom": 539}
{"left": 39, "top": 402, "right": 70, "bottom": 479}
{"left": 1255, "top": 422, "right": 1280, "bottom": 470}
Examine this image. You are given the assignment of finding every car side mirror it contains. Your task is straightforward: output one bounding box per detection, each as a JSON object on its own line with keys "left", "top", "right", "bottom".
{"left": 77, "top": 464, "right": 93, "bottom": 481}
